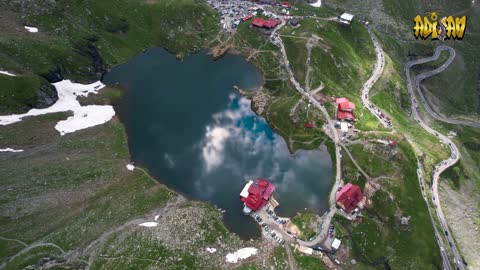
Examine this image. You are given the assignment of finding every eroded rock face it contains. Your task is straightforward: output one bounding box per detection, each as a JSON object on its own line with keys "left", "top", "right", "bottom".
{"left": 36, "top": 81, "right": 58, "bottom": 109}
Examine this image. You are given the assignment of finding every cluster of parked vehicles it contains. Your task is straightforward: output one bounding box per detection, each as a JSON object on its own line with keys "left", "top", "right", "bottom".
{"left": 266, "top": 209, "right": 287, "bottom": 225}
{"left": 251, "top": 212, "right": 286, "bottom": 245}
{"left": 328, "top": 224, "right": 335, "bottom": 238}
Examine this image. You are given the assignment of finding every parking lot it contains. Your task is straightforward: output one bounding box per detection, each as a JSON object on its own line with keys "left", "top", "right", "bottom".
{"left": 249, "top": 203, "right": 295, "bottom": 245}
{"left": 206, "top": 0, "right": 260, "bottom": 31}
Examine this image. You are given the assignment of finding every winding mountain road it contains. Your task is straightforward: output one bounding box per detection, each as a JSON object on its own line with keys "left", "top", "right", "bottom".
{"left": 270, "top": 18, "right": 341, "bottom": 248}
{"left": 405, "top": 45, "right": 464, "bottom": 270}
{"left": 360, "top": 27, "right": 391, "bottom": 128}
{"left": 270, "top": 19, "right": 391, "bottom": 249}
{"left": 268, "top": 16, "right": 464, "bottom": 269}
{"left": 409, "top": 46, "right": 480, "bottom": 128}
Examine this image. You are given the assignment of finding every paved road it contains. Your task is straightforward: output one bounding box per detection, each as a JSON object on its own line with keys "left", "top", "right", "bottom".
{"left": 360, "top": 27, "right": 392, "bottom": 128}
{"left": 409, "top": 46, "right": 480, "bottom": 128}
{"left": 270, "top": 19, "right": 464, "bottom": 269}
{"left": 416, "top": 162, "right": 454, "bottom": 270}
{"left": 270, "top": 18, "right": 341, "bottom": 248}
{"left": 405, "top": 45, "right": 464, "bottom": 270}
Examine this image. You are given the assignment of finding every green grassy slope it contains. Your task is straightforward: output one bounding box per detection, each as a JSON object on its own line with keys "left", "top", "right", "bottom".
{"left": 382, "top": 0, "right": 479, "bottom": 117}
{"left": 338, "top": 136, "right": 442, "bottom": 269}
{"left": 279, "top": 18, "right": 379, "bottom": 131}
{"left": 232, "top": 19, "right": 328, "bottom": 153}
{"left": 0, "top": 109, "right": 246, "bottom": 269}
{"left": 0, "top": 0, "right": 219, "bottom": 113}
{"left": 0, "top": 74, "right": 49, "bottom": 114}
{"left": 0, "top": 112, "right": 166, "bottom": 262}
{"left": 1, "top": 0, "right": 218, "bottom": 77}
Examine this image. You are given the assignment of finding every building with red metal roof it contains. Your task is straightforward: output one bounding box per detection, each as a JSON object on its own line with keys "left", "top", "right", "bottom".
{"left": 335, "top": 97, "right": 348, "bottom": 104}
{"left": 336, "top": 97, "right": 356, "bottom": 121}
{"left": 252, "top": 17, "right": 265, "bottom": 27}
{"left": 336, "top": 183, "right": 364, "bottom": 213}
{"left": 337, "top": 111, "right": 355, "bottom": 121}
{"left": 264, "top": 18, "right": 280, "bottom": 28}
{"left": 282, "top": 1, "right": 291, "bottom": 8}
{"left": 243, "top": 14, "right": 254, "bottom": 21}
{"left": 251, "top": 18, "right": 279, "bottom": 29}
{"left": 240, "top": 178, "right": 275, "bottom": 214}
{"left": 338, "top": 101, "right": 356, "bottom": 112}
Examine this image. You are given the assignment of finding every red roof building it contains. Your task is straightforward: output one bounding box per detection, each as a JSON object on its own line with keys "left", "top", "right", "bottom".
{"left": 337, "top": 111, "right": 355, "bottom": 121}
{"left": 282, "top": 1, "right": 291, "bottom": 8}
{"left": 304, "top": 123, "right": 315, "bottom": 128}
{"left": 336, "top": 183, "right": 364, "bottom": 213}
{"left": 243, "top": 14, "right": 254, "bottom": 21}
{"left": 252, "top": 17, "right": 265, "bottom": 27}
{"left": 336, "top": 97, "right": 356, "bottom": 121}
{"left": 338, "top": 101, "right": 356, "bottom": 112}
{"left": 336, "top": 97, "right": 348, "bottom": 104}
{"left": 251, "top": 18, "right": 279, "bottom": 29}
{"left": 264, "top": 19, "right": 280, "bottom": 28}
{"left": 240, "top": 178, "right": 275, "bottom": 213}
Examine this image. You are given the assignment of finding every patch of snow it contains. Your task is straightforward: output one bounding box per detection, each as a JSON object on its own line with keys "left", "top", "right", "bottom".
{"left": 139, "top": 222, "right": 158, "bottom": 227}
{"left": 0, "top": 80, "right": 115, "bottom": 135}
{"left": 206, "top": 247, "right": 217, "bottom": 253}
{"left": 310, "top": 0, "right": 322, "bottom": 7}
{"left": 56, "top": 105, "right": 115, "bottom": 135}
{"left": 0, "top": 70, "right": 16, "bottom": 76}
{"left": 154, "top": 215, "right": 160, "bottom": 221}
{"left": 226, "top": 247, "right": 257, "bottom": 263}
{"left": 0, "top": 148, "right": 24, "bottom": 153}
{"left": 126, "top": 164, "right": 135, "bottom": 171}
{"left": 24, "top": 26, "right": 38, "bottom": 33}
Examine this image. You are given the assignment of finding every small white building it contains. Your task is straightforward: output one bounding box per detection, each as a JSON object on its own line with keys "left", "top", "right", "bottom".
{"left": 339, "top": 13, "right": 354, "bottom": 25}
{"left": 331, "top": 238, "right": 341, "bottom": 250}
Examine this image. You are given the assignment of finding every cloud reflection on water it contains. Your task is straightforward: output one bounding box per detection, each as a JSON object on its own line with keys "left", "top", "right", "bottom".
{"left": 197, "top": 94, "right": 331, "bottom": 213}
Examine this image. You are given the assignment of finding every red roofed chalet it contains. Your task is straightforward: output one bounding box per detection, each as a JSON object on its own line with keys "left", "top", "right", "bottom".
{"left": 251, "top": 18, "right": 279, "bottom": 29}
{"left": 336, "top": 97, "right": 356, "bottom": 121}
{"left": 337, "top": 111, "right": 355, "bottom": 121}
{"left": 336, "top": 183, "right": 364, "bottom": 213}
{"left": 282, "top": 1, "right": 291, "bottom": 8}
{"left": 252, "top": 17, "right": 265, "bottom": 27}
{"left": 240, "top": 178, "right": 275, "bottom": 214}
{"left": 338, "top": 101, "right": 356, "bottom": 112}
{"left": 336, "top": 97, "right": 348, "bottom": 104}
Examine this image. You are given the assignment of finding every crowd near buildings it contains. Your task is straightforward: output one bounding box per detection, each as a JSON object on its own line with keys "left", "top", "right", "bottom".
{"left": 206, "top": 0, "right": 295, "bottom": 31}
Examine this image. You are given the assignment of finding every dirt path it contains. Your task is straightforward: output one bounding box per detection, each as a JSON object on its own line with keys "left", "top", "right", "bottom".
{"left": 285, "top": 245, "right": 299, "bottom": 270}
{"left": 0, "top": 242, "right": 66, "bottom": 269}
{"left": 76, "top": 196, "right": 185, "bottom": 270}
{"left": 0, "top": 236, "right": 28, "bottom": 247}
{"left": 341, "top": 145, "right": 370, "bottom": 179}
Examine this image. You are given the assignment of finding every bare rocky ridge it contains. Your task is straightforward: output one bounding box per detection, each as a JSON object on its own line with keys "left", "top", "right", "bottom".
{"left": 440, "top": 181, "right": 480, "bottom": 270}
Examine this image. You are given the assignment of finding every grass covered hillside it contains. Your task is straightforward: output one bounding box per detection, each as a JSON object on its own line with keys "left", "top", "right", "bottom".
{"left": 0, "top": 0, "right": 219, "bottom": 113}
{"left": 278, "top": 18, "right": 381, "bottom": 131}
{"left": 0, "top": 74, "right": 55, "bottom": 114}
{"left": 323, "top": 0, "right": 479, "bottom": 267}
{"left": 325, "top": 0, "right": 479, "bottom": 118}
{"left": 0, "top": 92, "right": 279, "bottom": 270}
